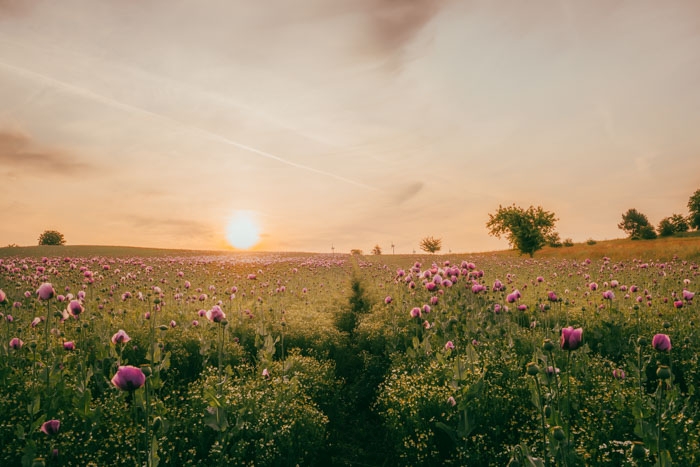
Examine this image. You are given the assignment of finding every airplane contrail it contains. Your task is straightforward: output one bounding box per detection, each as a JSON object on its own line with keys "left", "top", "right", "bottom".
{"left": 0, "top": 58, "right": 379, "bottom": 191}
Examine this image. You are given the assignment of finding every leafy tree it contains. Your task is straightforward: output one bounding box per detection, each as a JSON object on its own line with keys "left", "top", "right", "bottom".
{"left": 486, "top": 204, "right": 558, "bottom": 257}
{"left": 688, "top": 189, "right": 700, "bottom": 230}
{"left": 350, "top": 249, "right": 363, "bottom": 256}
{"left": 38, "top": 230, "right": 66, "bottom": 246}
{"left": 546, "top": 231, "right": 563, "bottom": 248}
{"left": 371, "top": 245, "right": 382, "bottom": 255}
{"left": 419, "top": 236, "right": 442, "bottom": 254}
{"left": 618, "top": 209, "right": 656, "bottom": 239}
{"left": 658, "top": 214, "right": 689, "bottom": 237}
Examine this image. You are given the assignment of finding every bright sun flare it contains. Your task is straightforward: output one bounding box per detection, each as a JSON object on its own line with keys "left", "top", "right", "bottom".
{"left": 225, "top": 211, "right": 261, "bottom": 250}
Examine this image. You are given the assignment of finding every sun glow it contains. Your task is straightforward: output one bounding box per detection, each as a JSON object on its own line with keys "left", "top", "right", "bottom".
{"left": 225, "top": 211, "right": 261, "bottom": 250}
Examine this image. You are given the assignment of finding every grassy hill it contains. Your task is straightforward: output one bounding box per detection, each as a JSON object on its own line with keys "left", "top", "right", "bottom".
{"left": 1, "top": 233, "right": 699, "bottom": 262}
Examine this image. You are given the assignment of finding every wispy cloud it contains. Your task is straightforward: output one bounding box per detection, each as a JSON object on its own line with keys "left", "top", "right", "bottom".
{"left": 124, "top": 215, "right": 215, "bottom": 238}
{"left": 0, "top": 0, "right": 37, "bottom": 16}
{"left": 392, "top": 181, "right": 424, "bottom": 204}
{"left": 368, "top": 0, "right": 444, "bottom": 52}
{"left": 0, "top": 57, "right": 379, "bottom": 191}
{"left": 0, "top": 127, "right": 92, "bottom": 175}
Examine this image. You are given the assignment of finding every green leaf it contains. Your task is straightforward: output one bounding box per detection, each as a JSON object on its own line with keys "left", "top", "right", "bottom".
{"left": 658, "top": 449, "right": 672, "bottom": 467}
{"left": 150, "top": 435, "right": 160, "bottom": 467}
{"left": 435, "top": 421, "right": 458, "bottom": 445}
{"left": 204, "top": 406, "right": 228, "bottom": 432}
{"left": 29, "top": 395, "right": 40, "bottom": 416}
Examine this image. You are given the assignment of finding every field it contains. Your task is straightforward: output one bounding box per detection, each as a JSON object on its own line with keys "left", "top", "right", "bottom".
{"left": 1, "top": 237, "right": 699, "bottom": 466}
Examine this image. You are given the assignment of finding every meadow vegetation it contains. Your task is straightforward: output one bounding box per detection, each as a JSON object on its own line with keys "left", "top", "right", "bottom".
{"left": 0, "top": 236, "right": 698, "bottom": 466}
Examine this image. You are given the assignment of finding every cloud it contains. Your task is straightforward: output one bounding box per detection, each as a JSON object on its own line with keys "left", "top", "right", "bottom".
{"left": 391, "top": 181, "right": 424, "bottom": 204}
{"left": 0, "top": 127, "right": 93, "bottom": 175}
{"left": 124, "top": 215, "right": 215, "bottom": 239}
{"left": 366, "top": 0, "right": 445, "bottom": 54}
{"left": 0, "top": 0, "right": 37, "bottom": 16}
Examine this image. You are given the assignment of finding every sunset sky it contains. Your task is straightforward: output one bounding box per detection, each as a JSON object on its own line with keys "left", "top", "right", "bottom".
{"left": 1, "top": 0, "right": 699, "bottom": 254}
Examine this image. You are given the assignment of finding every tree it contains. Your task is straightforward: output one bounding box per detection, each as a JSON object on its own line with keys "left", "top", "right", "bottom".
{"left": 688, "top": 189, "right": 700, "bottom": 230}
{"left": 658, "top": 214, "right": 689, "bottom": 237}
{"left": 419, "top": 236, "right": 442, "bottom": 254}
{"left": 372, "top": 244, "right": 382, "bottom": 255}
{"left": 618, "top": 209, "right": 656, "bottom": 239}
{"left": 546, "top": 231, "right": 563, "bottom": 248}
{"left": 486, "top": 204, "right": 558, "bottom": 257}
{"left": 38, "top": 230, "right": 66, "bottom": 246}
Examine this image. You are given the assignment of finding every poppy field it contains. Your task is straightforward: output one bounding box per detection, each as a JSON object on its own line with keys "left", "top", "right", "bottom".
{"left": 0, "top": 244, "right": 698, "bottom": 466}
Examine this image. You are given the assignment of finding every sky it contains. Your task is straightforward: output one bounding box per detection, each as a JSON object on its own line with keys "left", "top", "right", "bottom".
{"left": 1, "top": 0, "right": 699, "bottom": 254}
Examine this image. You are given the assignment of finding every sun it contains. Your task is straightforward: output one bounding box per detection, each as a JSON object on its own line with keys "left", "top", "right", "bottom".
{"left": 225, "top": 211, "right": 261, "bottom": 250}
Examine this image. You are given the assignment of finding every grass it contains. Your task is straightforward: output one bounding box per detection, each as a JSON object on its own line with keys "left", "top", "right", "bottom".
{"left": 2, "top": 232, "right": 699, "bottom": 263}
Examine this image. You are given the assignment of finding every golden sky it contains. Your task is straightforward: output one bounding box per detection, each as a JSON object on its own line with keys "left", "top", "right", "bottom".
{"left": 1, "top": 0, "right": 699, "bottom": 253}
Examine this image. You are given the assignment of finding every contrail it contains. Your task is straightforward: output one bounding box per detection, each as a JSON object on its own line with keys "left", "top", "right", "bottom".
{"left": 0, "top": 59, "right": 379, "bottom": 191}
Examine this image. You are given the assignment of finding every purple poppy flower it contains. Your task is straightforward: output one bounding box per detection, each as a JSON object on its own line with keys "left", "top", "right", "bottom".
{"left": 40, "top": 419, "right": 60, "bottom": 436}
{"left": 111, "top": 365, "right": 146, "bottom": 391}
{"left": 652, "top": 333, "right": 671, "bottom": 352}
{"left": 560, "top": 326, "right": 583, "bottom": 351}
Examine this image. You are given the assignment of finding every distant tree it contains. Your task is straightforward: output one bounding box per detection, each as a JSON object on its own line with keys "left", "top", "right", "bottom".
{"left": 670, "top": 213, "right": 690, "bottom": 233}
{"left": 350, "top": 249, "right": 363, "bottom": 256}
{"left": 372, "top": 244, "right": 382, "bottom": 255}
{"left": 658, "top": 218, "right": 675, "bottom": 237}
{"left": 486, "top": 204, "right": 558, "bottom": 257}
{"left": 658, "top": 214, "right": 689, "bottom": 237}
{"left": 546, "top": 231, "right": 563, "bottom": 248}
{"left": 38, "top": 230, "right": 66, "bottom": 246}
{"left": 563, "top": 238, "right": 574, "bottom": 247}
{"left": 618, "top": 209, "right": 656, "bottom": 239}
{"left": 419, "top": 236, "right": 442, "bottom": 254}
{"left": 688, "top": 189, "right": 700, "bottom": 230}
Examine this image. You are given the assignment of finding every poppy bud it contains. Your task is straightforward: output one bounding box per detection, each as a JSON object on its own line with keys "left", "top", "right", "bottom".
{"left": 631, "top": 441, "right": 646, "bottom": 459}
{"left": 542, "top": 339, "right": 554, "bottom": 352}
{"left": 552, "top": 426, "right": 566, "bottom": 441}
{"left": 656, "top": 365, "right": 671, "bottom": 380}
{"left": 526, "top": 362, "right": 540, "bottom": 376}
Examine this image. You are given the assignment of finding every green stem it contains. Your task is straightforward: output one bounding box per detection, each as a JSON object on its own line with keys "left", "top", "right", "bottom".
{"left": 534, "top": 376, "right": 549, "bottom": 467}
{"left": 145, "top": 376, "right": 152, "bottom": 466}
{"left": 657, "top": 382, "right": 664, "bottom": 464}
{"left": 44, "top": 300, "right": 51, "bottom": 352}
{"left": 566, "top": 352, "right": 572, "bottom": 455}
{"left": 638, "top": 345, "right": 643, "bottom": 397}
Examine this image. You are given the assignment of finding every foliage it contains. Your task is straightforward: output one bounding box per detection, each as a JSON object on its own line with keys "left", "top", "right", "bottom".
{"left": 0, "top": 248, "right": 699, "bottom": 466}
{"left": 350, "top": 249, "right": 363, "bottom": 255}
{"left": 658, "top": 214, "right": 690, "bottom": 237}
{"left": 687, "top": 188, "right": 700, "bottom": 230}
{"left": 37, "top": 230, "right": 66, "bottom": 246}
{"left": 563, "top": 238, "right": 574, "bottom": 247}
{"left": 372, "top": 244, "right": 382, "bottom": 255}
{"left": 486, "top": 204, "right": 558, "bottom": 257}
{"left": 546, "top": 232, "right": 563, "bottom": 248}
{"left": 618, "top": 208, "right": 657, "bottom": 239}
{"left": 419, "top": 236, "right": 442, "bottom": 254}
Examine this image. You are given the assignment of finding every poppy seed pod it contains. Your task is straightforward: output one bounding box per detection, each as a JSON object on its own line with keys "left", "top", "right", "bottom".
{"left": 526, "top": 362, "right": 540, "bottom": 376}
{"left": 656, "top": 365, "right": 672, "bottom": 380}
{"left": 552, "top": 426, "right": 566, "bottom": 441}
